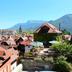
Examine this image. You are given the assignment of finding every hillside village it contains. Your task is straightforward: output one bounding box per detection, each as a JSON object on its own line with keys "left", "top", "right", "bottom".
{"left": 0, "top": 22, "right": 72, "bottom": 72}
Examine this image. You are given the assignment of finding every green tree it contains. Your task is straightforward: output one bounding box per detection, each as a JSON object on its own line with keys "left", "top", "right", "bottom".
{"left": 62, "top": 29, "right": 70, "bottom": 35}
{"left": 51, "top": 43, "right": 72, "bottom": 56}
{"left": 19, "top": 25, "right": 22, "bottom": 34}
{"left": 56, "top": 35, "right": 63, "bottom": 42}
{"left": 53, "top": 56, "right": 72, "bottom": 72}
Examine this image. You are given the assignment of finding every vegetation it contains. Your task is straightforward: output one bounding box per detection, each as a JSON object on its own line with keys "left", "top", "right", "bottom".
{"left": 56, "top": 35, "right": 63, "bottom": 42}
{"left": 19, "top": 25, "right": 22, "bottom": 34}
{"left": 51, "top": 43, "right": 72, "bottom": 56}
{"left": 53, "top": 56, "right": 72, "bottom": 72}
{"left": 62, "top": 29, "right": 70, "bottom": 35}
{"left": 51, "top": 35, "right": 72, "bottom": 72}
{"left": 17, "top": 34, "right": 72, "bottom": 71}
{"left": 25, "top": 31, "right": 33, "bottom": 34}
{"left": 24, "top": 52, "right": 33, "bottom": 57}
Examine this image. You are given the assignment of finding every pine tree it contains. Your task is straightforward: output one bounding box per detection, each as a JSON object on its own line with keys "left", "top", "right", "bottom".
{"left": 59, "top": 23, "right": 61, "bottom": 31}
{"left": 19, "top": 25, "right": 22, "bottom": 34}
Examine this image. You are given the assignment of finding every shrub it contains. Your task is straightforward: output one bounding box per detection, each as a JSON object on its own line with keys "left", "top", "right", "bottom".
{"left": 56, "top": 55, "right": 67, "bottom": 62}
{"left": 51, "top": 43, "right": 72, "bottom": 56}
{"left": 24, "top": 52, "right": 33, "bottom": 57}
{"left": 56, "top": 35, "right": 63, "bottom": 42}
{"left": 53, "top": 56, "right": 72, "bottom": 72}
{"left": 53, "top": 61, "right": 72, "bottom": 72}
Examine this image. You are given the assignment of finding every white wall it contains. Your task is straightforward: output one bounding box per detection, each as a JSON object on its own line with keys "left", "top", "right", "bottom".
{"left": 12, "top": 64, "right": 23, "bottom": 72}
{"left": 11, "top": 61, "right": 17, "bottom": 71}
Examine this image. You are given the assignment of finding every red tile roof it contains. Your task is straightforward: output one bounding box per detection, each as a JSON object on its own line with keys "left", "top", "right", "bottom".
{"left": 0, "top": 51, "right": 5, "bottom": 56}
{"left": 0, "top": 47, "right": 11, "bottom": 67}
{"left": 20, "top": 40, "right": 30, "bottom": 46}
{"left": 7, "top": 47, "right": 18, "bottom": 63}
{"left": 0, "top": 45, "right": 18, "bottom": 72}
{"left": 35, "top": 22, "right": 62, "bottom": 33}
{"left": 64, "top": 35, "right": 71, "bottom": 40}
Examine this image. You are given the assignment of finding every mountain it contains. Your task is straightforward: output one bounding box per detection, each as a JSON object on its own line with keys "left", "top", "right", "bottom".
{"left": 9, "top": 14, "right": 72, "bottom": 33}
{"left": 49, "top": 14, "right": 72, "bottom": 33}
{"left": 9, "top": 20, "right": 47, "bottom": 32}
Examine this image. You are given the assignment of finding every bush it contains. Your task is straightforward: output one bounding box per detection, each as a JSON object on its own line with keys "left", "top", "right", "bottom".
{"left": 24, "top": 52, "right": 33, "bottom": 57}
{"left": 53, "top": 56, "right": 72, "bottom": 72}
{"left": 51, "top": 40, "right": 72, "bottom": 72}
{"left": 51, "top": 43, "right": 72, "bottom": 56}
{"left": 56, "top": 35, "right": 63, "bottom": 42}
{"left": 53, "top": 61, "right": 72, "bottom": 72}
{"left": 56, "top": 55, "right": 67, "bottom": 62}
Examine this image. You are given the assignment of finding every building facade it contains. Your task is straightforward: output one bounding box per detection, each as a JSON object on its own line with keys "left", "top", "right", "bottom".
{"left": 0, "top": 47, "right": 22, "bottom": 72}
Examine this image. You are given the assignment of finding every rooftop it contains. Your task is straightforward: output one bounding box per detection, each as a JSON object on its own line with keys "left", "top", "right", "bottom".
{"left": 35, "top": 22, "right": 62, "bottom": 34}
{"left": 0, "top": 47, "right": 11, "bottom": 67}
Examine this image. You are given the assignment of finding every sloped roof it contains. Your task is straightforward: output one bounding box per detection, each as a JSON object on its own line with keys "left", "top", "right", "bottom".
{"left": 0, "top": 35, "right": 2, "bottom": 41}
{"left": 7, "top": 47, "right": 18, "bottom": 63}
{"left": 0, "top": 47, "right": 11, "bottom": 67}
{"left": 64, "top": 35, "right": 71, "bottom": 40}
{"left": 6, "top": 36, "right": 16, "bottom": 45}
{"left": 20, "top": 40, "right": 30, "bottom": 46}
{"left": 34, "top": 22, "right": 62, "bottom": 33}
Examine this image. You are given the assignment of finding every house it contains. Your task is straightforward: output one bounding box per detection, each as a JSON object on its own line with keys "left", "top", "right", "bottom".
{"left": 0, "top": 47, "right": 11, "bottom": 72}
{"left": 6, "top": 36, "right": 16, "bottom": 47}
{"left": 15, "top": 37, "right": 23, "bottom": 45}
{"left": 7, "top": 47, "right": 19, "bottom": 72}
{"left": 0, "top": 46, "right": 22, "bottom": 72}
{"left": 34, "top": 22, "right": 62, "bottom": 42}
{"left": 26, "top": 35, "right": 34, "bottom": 42}
{"left": 20, "top": 40, "right": 30, "bottom": 46}
{"left": 0, "top": 30, "right": 16, "bottom": 35}
{"left": 63, "top": 35, "right": 71, "bottom": 41}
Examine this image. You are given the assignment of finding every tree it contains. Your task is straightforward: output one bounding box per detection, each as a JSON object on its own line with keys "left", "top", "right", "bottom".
{"left": 19, "top": 25, "right": 22, "bottom": 34}
{"left": 62, "top": 29, "right": 70, "bottom": 35}
{"left": 51, "top": 43, "right": 72, "bottom": 56}
{"left": 56, "top": 35, "right": 63, "bottom": 42}
{"left": 53, "top": 56, "right": 72, "bottom": 72}
{"left": 59, "top": 23, "right": 61, "bottom": 31}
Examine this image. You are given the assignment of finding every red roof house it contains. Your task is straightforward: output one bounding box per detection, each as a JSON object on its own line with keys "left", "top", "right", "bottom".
{"left": 34, "top": 22, "right": 62, "bottom": 42}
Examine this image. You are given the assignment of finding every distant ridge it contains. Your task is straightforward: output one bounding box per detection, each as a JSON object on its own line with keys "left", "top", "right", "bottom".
{"left": 49, "top": 14, "right": 72, "bottom": 33}
{"left": 9, "top": 14, "right": 72, "bottom": 33}
{"left": 9, "top": 20, "right": 47, "bottom": 32}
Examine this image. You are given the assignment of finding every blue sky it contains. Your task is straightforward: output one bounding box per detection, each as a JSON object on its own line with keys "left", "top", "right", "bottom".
{"left": 0, "top": 0, "right": 72, "bottom": 29}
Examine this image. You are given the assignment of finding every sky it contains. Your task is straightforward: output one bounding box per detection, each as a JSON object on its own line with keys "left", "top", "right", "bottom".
{"left": 0, "top": 0, "right": 72, "bottom": 29}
